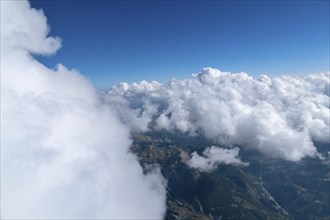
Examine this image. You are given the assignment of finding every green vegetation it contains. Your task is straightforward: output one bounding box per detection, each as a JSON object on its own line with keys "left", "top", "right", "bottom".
{"left": 131, "top": 132, "right": 330, "bottom": 220}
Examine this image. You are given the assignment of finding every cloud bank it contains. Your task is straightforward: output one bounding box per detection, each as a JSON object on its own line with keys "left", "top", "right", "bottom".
{"left": 187, "top": 146, "right": 248, "bottom": 172}
{"left": 107, "top": 69, "right": 329, "bottom": 162}
{"left": 1, "top": 1, "right": 166, "bottom": 219}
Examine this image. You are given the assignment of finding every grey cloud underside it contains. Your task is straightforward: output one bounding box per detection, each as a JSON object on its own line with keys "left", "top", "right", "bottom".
{"left": 106, "top": 68, "right": 330, "bottom": 162}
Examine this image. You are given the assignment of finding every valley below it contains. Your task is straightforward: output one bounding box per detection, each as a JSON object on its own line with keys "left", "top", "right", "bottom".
{"left": 131, "top": 132, "right": 330, "bottom": 220}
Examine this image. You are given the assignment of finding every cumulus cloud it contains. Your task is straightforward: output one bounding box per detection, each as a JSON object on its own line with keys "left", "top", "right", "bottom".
{"left": 108, "top": 69, "right": 329, "bottom": 162}
{"left": 186, "top": 146, "right": 248, "bottom": 172}
{"left": 1, "top": 1, "right": 166, "bottom": 219}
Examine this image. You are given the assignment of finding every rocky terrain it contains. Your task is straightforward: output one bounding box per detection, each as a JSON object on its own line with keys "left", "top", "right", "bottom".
{"left": 131, "top": 132, "right": 330, "bottom": 220}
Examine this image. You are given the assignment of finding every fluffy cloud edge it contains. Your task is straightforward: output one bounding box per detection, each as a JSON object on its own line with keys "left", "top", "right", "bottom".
{"left": 186, "top": 146, "right": 248, "bottom": 172}
{"left": 1, "top": 0, "right": 167, "bottom": 219}
{"left": 106, "top": 67, "right": 329, "bottom": 162}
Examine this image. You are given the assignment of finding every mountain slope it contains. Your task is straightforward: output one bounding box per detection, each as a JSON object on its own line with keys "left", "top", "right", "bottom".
{"left": 130, "top": 132, "right": 329, "bottom": 219}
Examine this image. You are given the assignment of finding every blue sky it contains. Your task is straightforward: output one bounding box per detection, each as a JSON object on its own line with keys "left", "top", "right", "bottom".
{"left": 30, "top": 0, "right": 329, "bottom": 89}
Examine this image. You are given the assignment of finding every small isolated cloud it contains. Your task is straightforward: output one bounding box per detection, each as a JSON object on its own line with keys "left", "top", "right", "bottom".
{"left": 186, "top": 146, "right": 248, "bottom": 172}
{"left": 108, "top": 68, "right": 329, "bottom": 162}
{"left": 1, "top": 1, "right": 166, "bottom": 219}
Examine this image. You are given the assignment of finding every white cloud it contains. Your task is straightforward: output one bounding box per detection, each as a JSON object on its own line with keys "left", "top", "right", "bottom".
{"left": 108, "top": 68, "right": 329, "bottom": 162}
{"left": 186, "top": 146, "right": 248, "bottom": 172}
{"left": 1, "top": 1, "right": 166, "bottom": 219}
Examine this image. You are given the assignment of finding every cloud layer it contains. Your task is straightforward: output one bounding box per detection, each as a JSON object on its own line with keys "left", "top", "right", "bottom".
{"left": 187, "top": 146, "right": 248, "bottom": 172}
{"left": 107, "top": 69, "right": 329, "bottom": 162}
{"left": 1, "top": 1, "right": 166, "bottom": 219}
